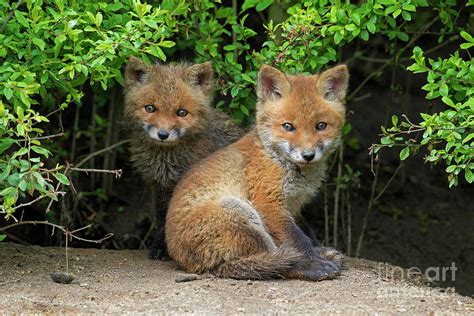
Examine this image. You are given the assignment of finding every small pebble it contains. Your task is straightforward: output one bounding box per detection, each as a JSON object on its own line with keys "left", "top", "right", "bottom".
{"left": 175, "top": 274, "right": 201, "bottom": 283}
{"left": 51, "top": 272, "right": 75, "bottom": 284}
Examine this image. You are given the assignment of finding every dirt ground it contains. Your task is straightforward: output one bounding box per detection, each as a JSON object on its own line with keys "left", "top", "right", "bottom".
{"left": 0, "top": 242, "right": 472, "bottom": 314}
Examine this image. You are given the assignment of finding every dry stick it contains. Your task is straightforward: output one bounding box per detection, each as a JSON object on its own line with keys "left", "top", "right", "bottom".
{"left": 323, "top": 187, "right": 329, "bottom": 245}
{"left": 75, "top": 139, "right": 130, "bottom": 169}
{"left": 333, "top": 144, "right": 344, "bottom": 249}
{"left": 0, "top": 221, "right": 113, "bottom": 244}
{"left": 346, "top": 190, "right": 352, "bottom": 257}
{"left": 18, "top": 132, "right": 65, "bottom": 142}
{"left": 13, "top": 191, "right": 65, "bottom": 212}
{"left": 70, "top": 167, "right": 122, "bottom": 178}
{"left": 232, "top": 0, "right": 238, "bottom": 63}
{"left": 0, "top": 279, "right": 20, "bottom": 287}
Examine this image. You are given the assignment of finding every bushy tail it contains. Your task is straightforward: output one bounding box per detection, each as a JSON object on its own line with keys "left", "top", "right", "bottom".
{"left": 213, "top": 245, "right": 304, "bottom": 280}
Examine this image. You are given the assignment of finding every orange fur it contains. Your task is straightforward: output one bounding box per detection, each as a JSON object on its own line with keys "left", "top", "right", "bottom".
{"left": 166, "top": 64, "right": 349, "bottom": 280}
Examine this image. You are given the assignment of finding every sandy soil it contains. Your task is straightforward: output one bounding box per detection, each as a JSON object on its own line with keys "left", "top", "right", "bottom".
{"left": 0, "top": 242, "right": 472, "bottom": 314}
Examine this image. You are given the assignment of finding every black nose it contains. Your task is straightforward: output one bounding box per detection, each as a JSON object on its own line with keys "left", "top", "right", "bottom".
{"left": 157, "top": 131, "right": 169, "bottom": 140}
{"left": 302, "top": 151, "right": 315, "bottom": 162}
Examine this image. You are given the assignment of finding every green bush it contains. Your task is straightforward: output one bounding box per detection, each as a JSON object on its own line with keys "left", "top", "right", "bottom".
{"left": 0, "top": 0, "right": 185, "bottom": 219}
{"left": 0, "top": 0, "right": 472, "bottom": 236}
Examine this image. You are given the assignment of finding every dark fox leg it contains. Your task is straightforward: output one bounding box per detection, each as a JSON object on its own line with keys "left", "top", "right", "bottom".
{"left": 295, "top": 217, "right": 344, "bottom": 266}
{"left": 296, "top": 217, "right": 321, "bottom": 247}
{"left": 149, "top": 192, "right": 171, "bottom": 261}
{"left": 287, "top": 221, "right": 341, "bottom": 281}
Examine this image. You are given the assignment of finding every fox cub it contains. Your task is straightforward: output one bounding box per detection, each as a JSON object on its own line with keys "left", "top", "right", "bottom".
{"left": 166, "top": 64, "right": 349, "bottom": 280}
{"left": 123, "top": 57, "right": 242, "bottom": 260}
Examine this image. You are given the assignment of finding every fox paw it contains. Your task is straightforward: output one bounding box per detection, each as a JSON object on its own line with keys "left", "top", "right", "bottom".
{"left": 148, "top": 246, "right": 171, "bottom": 261}
{"left": 289, "top": 257, "right": 341, "bottom": 281}
{"left": 315, "top": 246, "right": 344, "bottom": 267}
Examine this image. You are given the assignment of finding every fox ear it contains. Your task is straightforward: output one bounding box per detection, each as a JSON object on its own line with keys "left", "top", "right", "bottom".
{"left": 318, "top": 65, "right": 349, "bottom": 102}
{"left": 185, "top": 62, "right": 214, "bottom": 95}
{"left": 124, "top": 57, "right": 150, "bottom": 89}
{"left": 257, "top": 65, "right": 290, "bottom": 101}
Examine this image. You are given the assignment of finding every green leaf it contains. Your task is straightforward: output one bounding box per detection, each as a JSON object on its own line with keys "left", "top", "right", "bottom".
{"left": 439, "top": 83, "right": 449, "bottom": 97}
{"left": 14, "top": 11, "right": 29, "bottom": 28}
{"left": 391, "top": 115, "right": 398, "bottom": 126}
{"left": 19, "top": 179, "right": 27, "bottom": 191}
{"left": 4, "top": 87, "right": 13, "bottom": 100}
{"left": 31, "top": 146, "right": 51, "bottom": 157}
{"left": 465, "top": 168, "right": 474, "bottom": 184}
{"left": 0, "top": 235, "right": 6, "bottom": 242}
{"left": 460, "top": 31, "right": 473, "bottom": 43}
{"left": 255, "top": 0, "right": 273, "bottom": 12}
{"left": 367, "top": 22, "right": 376, "bottom": 34}
{"left": 148, "top": 46, "right": 166, "bottom": 61}
{"left": 32, "top": 38, "right": 46, "bottom": 50}
{"left": 241, "top": 0, "right": 259, "bottom": 11}
{"left": 159, "top": 40, "right": 175, "bottom": 48}
{"left": 446, "top": 165, "right": 457, "bottom": 173}
{"left": 399, "top": 147, "right": 410, "bottom": 161}
{"left": 397, "top": 32, "right": 409, "bottom": 42}
{"left": 0, "top": 138, "right": 16, "bottom": 154}
{"left": 53, "top": 173, "right": 70, "bottom": 185}
{"left": 442, "top": 96, "right": 455, "bottom": 107}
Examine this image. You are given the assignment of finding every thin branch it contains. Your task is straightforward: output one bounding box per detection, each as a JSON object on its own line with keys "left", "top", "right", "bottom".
{"left": 70, "top": 167, "right": 122, "bottom": 178}
{"left": 18, "top": 132, "right": 65, "bottom": 142}
{"left": 0, "top": 279, "right": 20, "bottom": 287}
{"left": 0, "top": 220, "right": 113, "bottom": 244}
{"left": 373, "top": 163, "right": 403, "bottom": 203}
{"left": 12, "top": 192, "right": 65, "bottom": 211}
{"left": 75, "top": 140, "right": 130, "bottom": 168}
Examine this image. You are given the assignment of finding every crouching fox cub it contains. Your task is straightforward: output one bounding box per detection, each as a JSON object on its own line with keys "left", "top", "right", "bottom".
{"left": 166, "top": 64, "right": 349, "bottom": 280}
{"left": 123, "top": 57, "right": 242, "bottom": 260}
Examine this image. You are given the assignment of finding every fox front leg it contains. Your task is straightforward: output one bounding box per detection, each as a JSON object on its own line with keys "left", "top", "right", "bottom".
{"left": 148, "top": 194, "right": 171, "bottom": 261}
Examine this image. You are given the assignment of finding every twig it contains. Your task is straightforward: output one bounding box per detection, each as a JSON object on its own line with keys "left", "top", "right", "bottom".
{"left": 0, "top": 221, "right": 113, "bottom": 244}
{"left": 0, "top": 279, "right": 20, "bottom": 287}
{"left": 18, "top": 132, "right": 65, "bottom": 142}
{"left": 373, "top": 163, "right": 403, "bottom": 203}
{"left": 12, "top": 192, "right": 65, "bottom": 211}
{"left": 333, "top": 144, "right": 344, "bottom": 248}
{"left": 70, "top": 167, "right": 122, "bottom": 178}
{"left": 75, "top": 140, "right": 130, "bottom": 168}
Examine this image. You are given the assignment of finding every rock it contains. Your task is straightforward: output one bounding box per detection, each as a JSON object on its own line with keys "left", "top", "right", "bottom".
{"left": 51, "top": 272, "right": 75, "bottom": 284}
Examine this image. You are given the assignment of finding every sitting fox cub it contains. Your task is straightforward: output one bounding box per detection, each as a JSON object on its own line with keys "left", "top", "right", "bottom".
{"left": 123, "top": 57, "right": 242, "bottom": 260}
{"left": 166, "top": 64, "right": 348, "bottom": 280}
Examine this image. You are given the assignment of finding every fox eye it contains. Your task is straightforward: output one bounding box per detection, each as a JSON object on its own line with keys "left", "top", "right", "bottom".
{"left": 177, "top": 109, "right": 188, "bottom": 117}
{"left": 282, "top": 123, "right": 295, "bottom": 132}
{"left": 316, "top": 122, "right": 327, "bottom": 131}
{"left": 144, "top": 105, "right": 156, "bottom": 113}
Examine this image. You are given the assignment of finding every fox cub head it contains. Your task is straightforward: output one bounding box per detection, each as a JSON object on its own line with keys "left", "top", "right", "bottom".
{"left": 256, "top": 64, "right": 348, "bottom": 166}
{"left": 123, "top": 57, "right": 214, "bottom": 145}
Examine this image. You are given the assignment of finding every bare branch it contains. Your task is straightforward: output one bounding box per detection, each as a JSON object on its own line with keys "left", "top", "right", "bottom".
{"left": 0, "top": 220, "right": 113, "bottom": 244}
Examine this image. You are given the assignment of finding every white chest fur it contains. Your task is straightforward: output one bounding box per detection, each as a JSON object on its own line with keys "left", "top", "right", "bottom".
{"left": 282, "top": 163, "right": 327, "bottom": 216}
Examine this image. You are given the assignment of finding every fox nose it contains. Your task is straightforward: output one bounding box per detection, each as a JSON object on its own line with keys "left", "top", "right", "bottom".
{"left": 157, "top": 131, "right": 169, "bottom": 140}
{"left": 302, "top": 151, "right": 315, "bottom": 162}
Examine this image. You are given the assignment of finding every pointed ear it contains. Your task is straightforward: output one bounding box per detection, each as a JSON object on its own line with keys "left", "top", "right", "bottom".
{"left": 318, "top": 65, "right": 349, "bottom": 102}
{"left": 184, "top": 62, "right": 214, "bottom": 95}
{"left": 257, "top": 65, "right": 290, "bottom": 101}
{"left": 124, "top": 57, "right": 150, "bottom": 89}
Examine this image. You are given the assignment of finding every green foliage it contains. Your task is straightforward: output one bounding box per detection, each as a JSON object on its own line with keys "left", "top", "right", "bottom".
{"left": 0, "top": 0, "right": 185, "bottom": 218}
{"left": 1, "top": 0, "right": 472, "bottom": 222}
{"left": 377, "top": 39, "right": 473, "bottom": 187}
